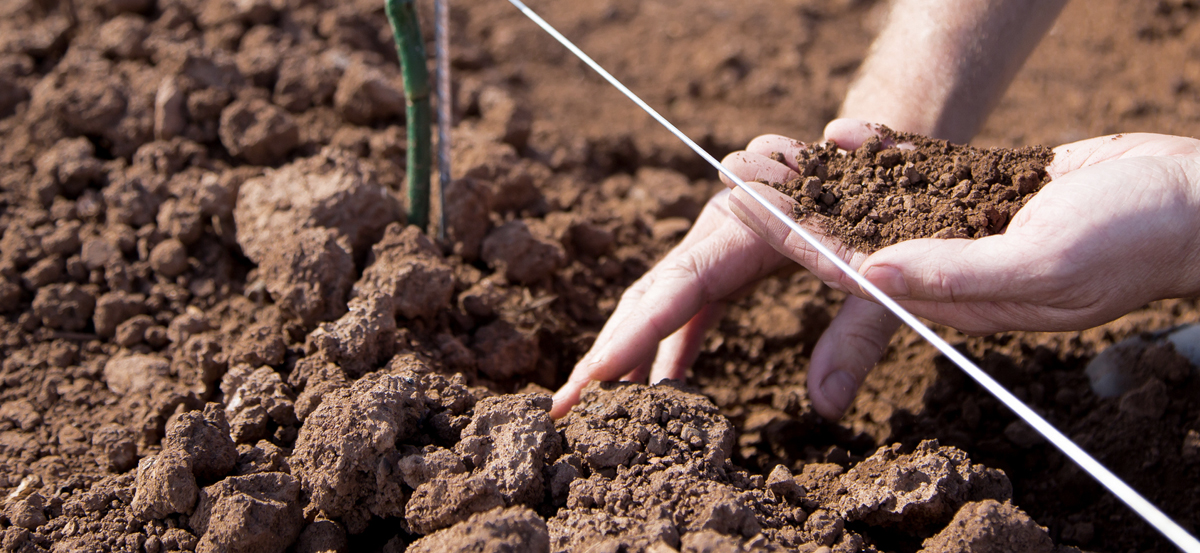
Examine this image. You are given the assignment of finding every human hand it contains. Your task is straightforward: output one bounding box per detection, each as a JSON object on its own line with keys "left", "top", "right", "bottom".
{"left": 549, "top": 133, "right": 896, "bottom": 419}
{"left": 821, "top": 120, "right": 1200, "bottom": 332}
{"left": 735, "top": 119, "right": 1200, "bottom": 417}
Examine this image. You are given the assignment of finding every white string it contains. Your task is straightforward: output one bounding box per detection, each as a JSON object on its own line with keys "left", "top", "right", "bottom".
{"left": 503, "top": 0, "right": 1200, "bottom": 550}
{"left": 435, "top": 0, "right": 451, "bottom": 241}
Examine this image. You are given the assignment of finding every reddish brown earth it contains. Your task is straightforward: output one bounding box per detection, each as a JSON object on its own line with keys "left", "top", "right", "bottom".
{"left": 0, "top": 0, "right": 1198, "bottom": 552}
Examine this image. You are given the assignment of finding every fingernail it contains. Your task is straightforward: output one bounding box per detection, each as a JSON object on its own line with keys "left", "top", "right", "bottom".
{"left": 550, "top": 387, "right": 574, "bottom": 418}
{"left": 864, "top": 266, "right": 909, "bottom": 297}
{"left": 820, "top": 370, "right": 858, "bottom": 413}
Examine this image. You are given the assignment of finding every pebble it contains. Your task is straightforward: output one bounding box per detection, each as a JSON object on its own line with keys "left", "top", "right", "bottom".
{"left": 149, "top": 239, "right": 188, "bottom": 277}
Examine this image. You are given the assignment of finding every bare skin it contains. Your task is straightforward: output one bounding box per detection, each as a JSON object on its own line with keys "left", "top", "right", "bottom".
{"left": 550, "top": 0, "right": 1076, "bottom": 419}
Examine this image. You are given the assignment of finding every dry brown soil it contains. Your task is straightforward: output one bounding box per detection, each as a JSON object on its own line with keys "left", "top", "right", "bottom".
{"left": 1, "top": 0, "right": 1199, "bottom": 552}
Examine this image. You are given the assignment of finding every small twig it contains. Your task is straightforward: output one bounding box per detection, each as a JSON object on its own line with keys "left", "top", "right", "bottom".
{"left": 385, "top": 0, "right": 432, "bottom": 231}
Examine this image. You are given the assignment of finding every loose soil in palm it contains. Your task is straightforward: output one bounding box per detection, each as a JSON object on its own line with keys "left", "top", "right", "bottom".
{"left": 771, "top": 128, "right": 1054, "bottom": 253}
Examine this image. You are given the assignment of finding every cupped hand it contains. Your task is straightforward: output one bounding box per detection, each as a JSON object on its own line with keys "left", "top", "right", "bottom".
{"left": 848, "top": 128, "right": 1200, "bottom": 333}
{"left": 550, "top": 133, "right": 898, "bottom": 419}
{"left": 734, "top": 119, "right": 1200, "bottom": 418}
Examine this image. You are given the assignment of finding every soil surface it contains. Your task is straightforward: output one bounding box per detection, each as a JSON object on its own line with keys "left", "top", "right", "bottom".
{"left": 770, "top": 129, "right": 1055, "bottom": 252}
{"left": 1, "top": 0, "right": 1199, "bottom": 552}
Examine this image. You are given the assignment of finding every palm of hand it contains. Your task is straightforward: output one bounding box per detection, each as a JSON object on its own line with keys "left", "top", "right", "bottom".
{"left": 859, "top": 133, "right": 1200, "bottom": 333}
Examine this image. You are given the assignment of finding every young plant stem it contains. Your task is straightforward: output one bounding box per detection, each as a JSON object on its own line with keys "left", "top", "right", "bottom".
{"left": 385, "top": 0, "right": 432, "bottom": 231}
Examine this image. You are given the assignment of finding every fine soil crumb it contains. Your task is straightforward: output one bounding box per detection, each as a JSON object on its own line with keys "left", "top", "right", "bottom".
{"left": 772, "top": 127, "right": 1055, "bottom": 252}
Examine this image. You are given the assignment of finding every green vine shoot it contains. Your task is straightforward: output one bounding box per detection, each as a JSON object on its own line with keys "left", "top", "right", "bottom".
{"left": 385, "top": 0, "right": 432, "bottom": 231}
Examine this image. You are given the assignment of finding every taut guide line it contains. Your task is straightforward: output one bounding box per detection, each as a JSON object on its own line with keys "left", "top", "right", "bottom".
{"left": 502, "top": 0, "right": 1200, "bottom": 550}
{"left": 434, "top": 0, "right": 450, "bottom": 241}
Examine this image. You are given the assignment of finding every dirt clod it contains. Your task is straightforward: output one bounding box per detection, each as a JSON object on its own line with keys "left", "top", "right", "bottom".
{"left": 31, "top": 283, "right": 95, "bottom": 330}
{"left": 307, "top": 294, "right": 397, "bottom": 377}
{"left": 130, "top": 448, "right": 199, "bottom": 519}
{"left": 258, "top": 227, "right": 355, "bottom": 327}
{"left": 221, "top": 364, "right": 298, "bottom": 443}
{"left": 234, "top": 148, "right": 399, "bottom": 262}
{"left": 190, "top": 472, "right": 304, "bottom": 553}
{"left": 4, "top": 494, "right": 47, "bottom": 529}
{"left": 291, "top": 371, "right": 430, "bottom": 533}
{"left": 481, "top": 220, "right": 566, "bottom": 285}
{"left": 407, "top": 505, "right": 550, "bottom": 553}
{"left": 353, "top": 224, "right": 454, "bottom": 321}
{"left": 473, "top": 320, "right": 539, "bottom": 381}
{"left": 92, "top": 424, "right": 139, "bottom": 473}
{"left": 149, "top": 238, "right": 189, "bottom": 277}
{"left": 832, "top": 440, "right": 1011, "bottom": 531}
{"left": 333, "top": 61, "right": 404, "bottom": 125}
{"left": 163, "top": 404, "right": 238, "bottom": 482}
{"left": 219, "top": 97, "right": 299, "bottom": 165}
{"left": 919, "top": 499, "right": 1053, "bottom": 553}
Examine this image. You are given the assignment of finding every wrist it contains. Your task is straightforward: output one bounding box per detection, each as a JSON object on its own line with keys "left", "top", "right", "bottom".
{"left": 838, "top": 0, "right": 1067, "bottom": 143}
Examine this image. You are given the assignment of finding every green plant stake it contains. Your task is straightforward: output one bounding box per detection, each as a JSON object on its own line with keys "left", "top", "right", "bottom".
{"left": 385, "top": 0, "right": 432, "bottom": 230}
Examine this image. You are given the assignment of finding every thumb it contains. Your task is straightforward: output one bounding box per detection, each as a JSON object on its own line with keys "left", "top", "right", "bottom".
{"left": 1048, "top": 133, "right": 1200, "bottom": 178}
{"left": 858, "top": 235, "right": 1049, "bottom": 304}
{"left": 808, "top": 296, "right": 902, "bottom": 420}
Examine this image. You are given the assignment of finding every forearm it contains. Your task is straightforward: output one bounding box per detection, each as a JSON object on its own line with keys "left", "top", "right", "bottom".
{"left": 840, "top": 0, "right": 1067, "bottom": 142}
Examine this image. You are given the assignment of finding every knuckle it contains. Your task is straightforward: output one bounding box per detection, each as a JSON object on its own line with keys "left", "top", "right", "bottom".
{"left": 921, "top": 263, "right": 963, "bottom": 302}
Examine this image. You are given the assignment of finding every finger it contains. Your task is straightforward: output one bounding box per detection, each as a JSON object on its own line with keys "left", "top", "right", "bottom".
{"left": 808, "top": 296, "right": 902, "bottom": 420}
{"left": 552, "top": 215, "right": 789, "bottom": 417}
{"left": 580, "top": 191, "right": 737, "bottom": 368}
{"left": 823, "top": 118, "right": 887, "bottom": 150}
{"left": 718, "top": 151, "right": 800, "bottom": 190}
{"left": 648, "top": 302, "right": 725, "bottom": 384}
{"left": 1048, "top": 133, "right": 1200, "bottom": 178}
{"left": 823, "top": 118, "right": 916, "bottom": 151}
{"left": 554, "top": 192, "right": 742, "bottom": 418}
{"left": 857, "top": 234, "right": 1058, "bottom": 304}
{"left": 620, "top": 362, "right": 651, "bottom": 384}
{"left": 726, "top": 182, "right": 868, "bottom": 289}
{"left": 884, "top": 298, "right": 1072, "bottom": 335}
{"left": 746, "top": 134, "right": 808, "bottom": 174}
{"left": 576, "top": 226, "right": 783, "bottom": 381}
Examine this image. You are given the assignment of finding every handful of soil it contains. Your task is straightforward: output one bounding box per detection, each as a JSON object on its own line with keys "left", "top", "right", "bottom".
{"left": 770, "top": 127, "right": 1055, "bottom": 253}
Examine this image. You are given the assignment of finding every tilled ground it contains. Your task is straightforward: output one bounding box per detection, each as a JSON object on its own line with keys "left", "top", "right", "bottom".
{"left": 1, "top": 0, "right": 1199, "bottom": 552}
